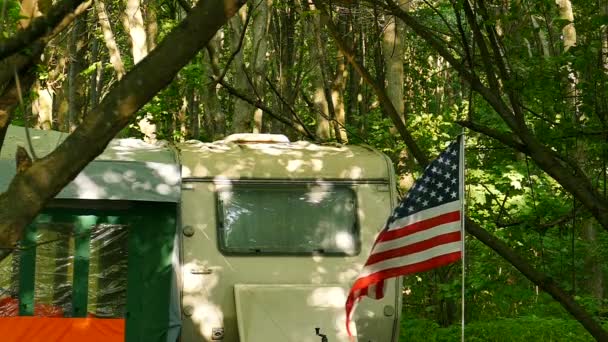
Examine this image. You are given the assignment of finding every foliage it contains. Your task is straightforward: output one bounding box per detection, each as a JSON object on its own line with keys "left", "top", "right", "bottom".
{"left": 400, "top": 317, "right": 597, "bottom": 342}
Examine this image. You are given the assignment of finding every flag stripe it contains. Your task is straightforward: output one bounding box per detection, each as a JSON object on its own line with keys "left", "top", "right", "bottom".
{"left": 378, "top": 210, "right": 461, "bottom": 242}
{"left": 359, "top": 241, "right": 461, "bottom": 277}
{"left": 372, "top": 220, "right": 461, "bottom": 254}
{"left": 349, "top": 251, "right": 462, "bottom": 294}
{"left": 346, "top": 137, "right": 464, "bottom": 338}
{"left": 366, "top": 231, "right": 461, "bottom": 266}
{"left": 387, "top": 201, "right": 461, "bottom": 231}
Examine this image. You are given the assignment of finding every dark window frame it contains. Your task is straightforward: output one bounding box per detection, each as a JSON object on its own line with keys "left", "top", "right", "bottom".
{"left": 215, "top": 182, "right": 361, "bottom": 256}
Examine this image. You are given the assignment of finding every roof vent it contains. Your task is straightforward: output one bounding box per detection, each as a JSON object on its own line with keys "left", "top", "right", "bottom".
{"left": 224, "top": 133, "right": 290, "bottom": 144}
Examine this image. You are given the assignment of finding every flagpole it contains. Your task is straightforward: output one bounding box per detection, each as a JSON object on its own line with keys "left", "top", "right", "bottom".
{"left": 459, "top": 133, "right": 466, "bottom": 342}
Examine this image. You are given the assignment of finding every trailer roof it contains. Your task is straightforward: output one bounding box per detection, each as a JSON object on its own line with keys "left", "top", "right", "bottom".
{"left": 178, "top": 139, "right": 393, "bottom": 181}
{"left": 0, "top": 127, "right": 393, "bottom": 202}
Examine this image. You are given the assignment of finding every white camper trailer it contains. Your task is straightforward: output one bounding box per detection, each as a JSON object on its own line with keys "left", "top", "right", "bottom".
{"left": 0, "top": 126, "right": 402, "bottom": 342}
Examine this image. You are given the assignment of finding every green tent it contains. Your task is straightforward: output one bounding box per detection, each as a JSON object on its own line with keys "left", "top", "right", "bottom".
{"left": 0, "top": 125, "right": 182, "bottom": 342}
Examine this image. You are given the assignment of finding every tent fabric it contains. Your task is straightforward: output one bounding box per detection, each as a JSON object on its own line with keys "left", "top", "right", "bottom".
{"left": 0, "top": 298, "right": 63, "bottom": 317}
{"left": 0, "top": 125, "right": 180, "bottom": 203}
{"left": 125, "top": 203, "right": 179, "bottom": 342}
{"left": 0, "top": 204, "right": 181, "bottom": 342}
{"left": 0, "top": 125, "right": 177, "bottom": 164}
{"left": 0, "top": 158, "right": 180, "bottom": 204}
{"left": 0, "top": 317, "right": 124, "bottom": 341}
{"left": 167, "top": 228, "right": 183, "bottom": 342}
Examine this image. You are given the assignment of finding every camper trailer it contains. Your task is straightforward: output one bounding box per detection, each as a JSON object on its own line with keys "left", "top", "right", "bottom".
{"left": 0, "top": 126, "right": 402, "bottom": 342}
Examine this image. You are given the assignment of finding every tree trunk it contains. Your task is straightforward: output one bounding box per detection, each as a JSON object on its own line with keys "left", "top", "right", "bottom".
{"left": 271, "top": 3, "right": 297, "bottom": 135}
{"left": 67, "top": 14, "right": 88, "bottom": 131}
{"left": 382, "top": 13, "right": 405, "bottom": 122}
{"left": 603, "top": 0, "right": 608, "bottom": 74}
{"left": 530, "top": 15, "right": 551, "bottom": 58}
{"left": 32, "top": 81, "right": 53, "bottom": 130}
{"left": 581, "top": 219, "right": 604, "bottom": 300}
{"left": 250, "top": 0, "right": 271, "bottom": 133}
{"left": 332, "top": 47, "right": 348, "bottom": 142}
{"left": 555, "top": 0, "right": 577, "bottom": 52}
{"left": 202, "top": 33, "right": 224, "bottom": 140}
{"left": 230, "top": 7, "right": 254, "bottom": 133}
{"left": 123, "top": 0, "right": 148, "bottom": 64}
{"left": 310, "top": 4, "right": 341, "bottom": 142}
{"left": 88, "top": 36, "right": 101, "bottom": 111}
{"left": 52, "top": 36, "right": 69, "bottom": 131}
{"left": 0, "top": 68, "right": 39, "bottom": 150}
{"left": 313, "top": 76, "right": 331, "bottom": 140}
{"left": 178, "top": 94, "right": 188, "bottom": 140}
{"left": 145, "top": 2, "right": 159, "bottom": 52}
{"left": 95, "top": 0, "right": 126, "bottom": 79}
{"left": 188, "top": 84, "right": 200, "bottom": 139}
{"left": 309, "top": 11, "right": 331, "bottom": 141}
{"left": 358, "top": 29, "right": 369, "bottom": 135}
{"left": 18, "top": 0, "right": 42, "bottom": 29}
{"left": 123, "top": 0, "right": 159, "bottom": 141}
{"left": 346, "top": 15, "right": 362, "bottom": 133}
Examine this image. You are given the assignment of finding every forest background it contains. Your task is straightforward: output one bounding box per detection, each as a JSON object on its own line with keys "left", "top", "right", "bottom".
{"left": 0, "top": 0, "right": 608, "bottom": 340}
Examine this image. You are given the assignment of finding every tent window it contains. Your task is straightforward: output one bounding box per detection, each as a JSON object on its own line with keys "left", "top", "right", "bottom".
{"left": 0, "top": 215, "right": 128, "bottom": 318}
{"left": 33, "top": 222, "right": 75, "bottom": 317}
{"left": 217, "top": 184, "right": 359, "bottom": 255}
{"left": 88, "top": 222, "right": 128, "bottom": 318}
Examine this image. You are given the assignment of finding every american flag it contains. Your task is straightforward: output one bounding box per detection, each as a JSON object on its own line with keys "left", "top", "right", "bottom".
{"left": 346, "top": 137, "right": 464, "bottom": 336}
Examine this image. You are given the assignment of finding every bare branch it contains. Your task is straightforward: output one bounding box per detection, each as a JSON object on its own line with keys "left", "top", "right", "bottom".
{"left": 314, "top": 0, "right": 430, "bottom": 166}
{"left": 263, "top": 75, "right": 315, "bottom": 139}
{"left": 216, "top": 77, "right": 316, "bottom": 140}
{"left": 456, "top": 120, "right": 527, "bottom": 152}
{"left": 421, "top": 0, "right": 459, "bottom": 41}
{"left": 215, "top": 1, "right": 257, "bottom": 85}
{"left": 299, "top": 89, "right": 369, "bottom": 144}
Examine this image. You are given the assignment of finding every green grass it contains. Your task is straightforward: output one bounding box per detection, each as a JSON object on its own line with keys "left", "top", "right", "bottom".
{"left": 399, "top": 317, "right": 600, "bottom": 341}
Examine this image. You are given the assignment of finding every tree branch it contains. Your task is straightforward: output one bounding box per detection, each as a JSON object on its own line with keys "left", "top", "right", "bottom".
{"left": 0, "top": 0, "right": 86, "bottom": 61}
{"left": 456, "top": 120, "right": 528, "bottom": 153}
{"left": 176, "top": 0, "right": 192, "bottom": 13}
{"left": 464, "top": 217, "right": 608, "bottom": 341}
{"left": 383, "top": 0, "right": 608, "bottom": 241}
{"left": 299, "top": 88, "right": 369, "bottom": 144}
{"left": 0, "top": 0, "right": 247, "bottom": 247}
{"left": 263, "top": 75, "right": 315, "bottom": 139}
{"left": 216, "top": 77, "right": 316, "bottom": 139}
{"left": 215, "top": 1, "right": 255, "bottom": 85}
{"left": 314, "top": 0, "right": 429, "bottom": 166}
{"left": 422, "top": 0, "right": 459, "bottom": 43}
{"left": 0, "top": 64, "right": 39, "bottom": 155}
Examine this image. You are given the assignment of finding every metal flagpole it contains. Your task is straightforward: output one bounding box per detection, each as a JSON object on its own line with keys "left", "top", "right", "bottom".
{"left": 459, "top": 133, "right": 466, "bottom": 342}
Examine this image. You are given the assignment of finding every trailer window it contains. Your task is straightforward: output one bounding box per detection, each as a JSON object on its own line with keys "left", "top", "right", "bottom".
{"left": 216, "top": 184, "right": 359, "bottom": 255}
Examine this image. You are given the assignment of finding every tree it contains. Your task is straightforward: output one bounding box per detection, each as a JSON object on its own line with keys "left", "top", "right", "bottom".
{"left": 0, "top": 0, "right": 246, "bottom": 255}
{"left": 377, "top": 0, "right": 608, "bottom": 339}
{"left": 311, "top": 0, "right": 608, "bottom": 339}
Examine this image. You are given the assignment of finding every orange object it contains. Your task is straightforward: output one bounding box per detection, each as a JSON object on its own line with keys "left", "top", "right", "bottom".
{"left": 0, "top": 316, "right": 124, "bottom": 341}
{"left": 0, "top": 297, "right": 63, "bottom": 317}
